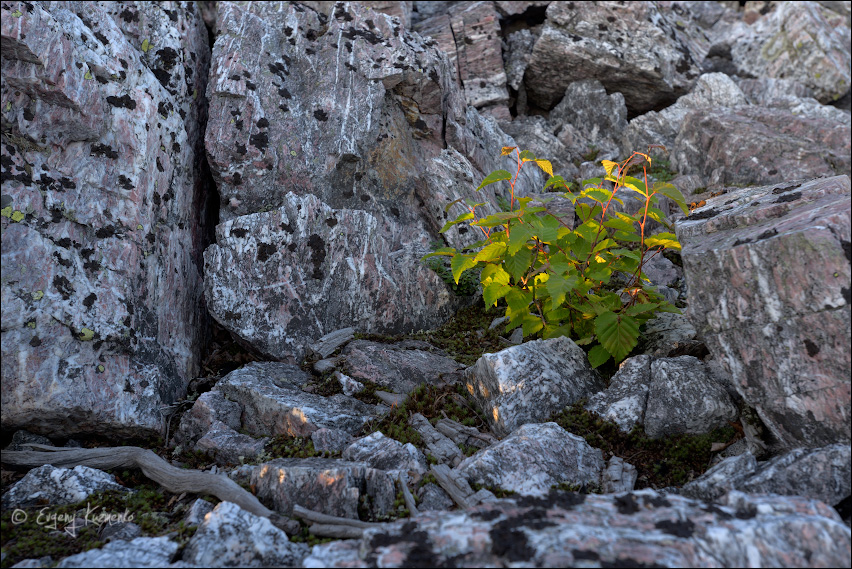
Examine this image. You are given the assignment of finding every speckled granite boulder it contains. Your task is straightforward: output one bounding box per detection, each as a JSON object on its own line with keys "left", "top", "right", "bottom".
{"left": 586, "top": 355, "right": 653, "bottom": 434}
{"left": 524, "top": 1, "right": 700, "bottom": 113}
{"left": 342, "top": 432, "right": 428, "bottom": 475}
{"left": 677, "top": 175, "right": 851, "bottom": 448}
{"left": 182, "top": 501, "right": 308, "bottom": 567}
{"left": 55, "top": 537, "right": 181, "bottom": 568}
{"left": 1, "top": 465, "right": 128, "bottom": 510}
{"left": 455, "top": 422, "right": 607, "bottom": 497}
{"left": 250, "top": 457, "right": 395, "bottom": 519}
{"left": 683, "top": 443, "right": 852, "bottom": 507}
{"left": 1, "top": 1, "right": 210, "bottom": 437}
{"left": 302, "top": 489, "right": 852, "bottom": 567}
{"left": 464, "top": 337, "right": 604, "bottom": 438}
{"left": 214, "top": 362, "right": 381, "bottom": 438}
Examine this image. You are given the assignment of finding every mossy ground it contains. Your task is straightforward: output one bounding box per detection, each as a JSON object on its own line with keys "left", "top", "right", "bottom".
{"left": 0, "top": 480, "right": 198, "bottom": 569}
{"left": 551, "top": 401, "right": 739, "bottom": 488}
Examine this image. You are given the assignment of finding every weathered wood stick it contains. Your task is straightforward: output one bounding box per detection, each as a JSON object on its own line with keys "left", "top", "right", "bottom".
{"left": 1, "top": 444, "right": 272, "bottom": 519}
{"left": 397, "top": 473, "right": 419, "bottom": 516}
{"left": 430, "top": 463, "right": 474, "bottom": 509}
{"left": 292, "top": 504, "right": 387, "bottom": 529}
{"left": 308, "top": 523, "right": 364, "bottom": 539}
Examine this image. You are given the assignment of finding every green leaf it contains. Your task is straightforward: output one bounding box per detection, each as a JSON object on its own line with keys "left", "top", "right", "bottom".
{"left": 451, "top": 255, "right": 477, "bottom": 284}
{"left": 505, "top": 288, "right": 532, "bottom": 313}
{"left": 584, "top": 188, "right": 612, "bottom": 203}
{"left": 439, "top": 211, "right": 474, "bottom": 233}
{"left": 507, "top": 224, "right": 534, "bottom": 254}
{"left": 141, "top": 38, "right": 151, "bottom": 53}
{"left": 544, "top": 175, "right": 570, "bottom": 191}
{"left": 505, "top": 247, "right": 533, "bottom": 282}
{"left": 588, "top": 344, "right": 611, "bottom": 368}
{"left": 624, "top": 302, "right": 660, "bottom": 316}
{"left": 481, "top": 263, "right": 510, "bottom": 285}
{"left": 475, "top": 170, "right": 513, "bottom": 192}
{"left": 581, "top": 177, "right": 603, "bottom": 188}
{"left": 530, "top": 215, "right": 560, "bottom": 243}
{"left": 603, "top": 217, "right": 636, "bottom": 232}
{"left": 473, "top": 210, "right": 522, "bottom": 228}
{"left": 474, "top": 242, "right": 507, "bottom": 262}
{"left": 595, "top": 311, "right": 640, "bottom": 363}
{"left": 522, "top": 314, "right": 544, "bottom": 336}
{"left": 484, "top": 282, "right": 513, "bottom": 307}
{"left": 545, "top": 272, "right": 575, "bottom": 306}
{"left": 422, "top": 247, "right": 456, "bottom": 259}
{"left": 653, "top": 182, "right": 689, "bottom": 216}
{"left": 519, "top": 149, "right": 537, "bottom": 161}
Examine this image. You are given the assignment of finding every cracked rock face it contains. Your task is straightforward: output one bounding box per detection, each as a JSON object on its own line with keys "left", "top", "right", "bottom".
{"left": 677, "top": 175, "right": 852, "bottom": 449}
{"left": 1, "top": 464, "right": 128, "bottom": 510}
{"left": 203, "top": 1, "right": 542, "bottom": 362}
{"left": 1, "top": 1, "right": 210, "bottom": 438}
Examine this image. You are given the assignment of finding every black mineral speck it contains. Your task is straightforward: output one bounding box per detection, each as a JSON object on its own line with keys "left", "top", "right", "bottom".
{"left": 654, "top": 519, "right": 695, "bottom": 538}
{"left": 314, "top": 109, "right": 329, "bottom": 121}
{"left": 257, "top": 242, "right": 277, "bottom": 263}
{"left": 307, "top": 233, "right": 326, "bottom": 279}
{"left": 804, "top": 339, "right": 820, "bottom": 357}
{"left": 83, "top": 293, "right": 97, "bottom": 308}
{"left": 615, "top": 493, "right": 640, "bottom": 514}
{"left": 106, "top": 95, "right": 136, "bottom": 109}
{"left": 774, "top": 191, "right": 801, "bottom": 204}
{"left": 52, "top": 275, "right": 75, "bottom": 299}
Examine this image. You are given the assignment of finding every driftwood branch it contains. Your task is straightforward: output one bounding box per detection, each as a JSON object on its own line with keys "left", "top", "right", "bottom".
{"left": 397, "top": 473, "right": 419, "bottom": 516}
{"left": 0, "top": 444, "right": 276, "bottom": 522}
{"left": 430, "top": 463, "right": 475, "bottom": 509}
{"left": 308, "top": 524, "right": 365, "bottom": 539}
{"left": 292, "top": 504, "right": 387, "bottom": 530}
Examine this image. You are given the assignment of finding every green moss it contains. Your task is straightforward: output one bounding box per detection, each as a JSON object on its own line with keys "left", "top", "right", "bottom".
{"left": 263, "top": 436, "right": 333, "bottom": 459}
{"left": 78, "top": 328, "right": 95, "bottom": 341}
{"left": 10, "top": 210, "right": 24, "bottom": 222}
{"left": 30, "top": 290, "right": 43, "bottom": 301}
{"left": 471, "top": 482, "right": 516, "bottom": 498}
{"left": 551, "top": 401, "right": 737, "bottom": 488}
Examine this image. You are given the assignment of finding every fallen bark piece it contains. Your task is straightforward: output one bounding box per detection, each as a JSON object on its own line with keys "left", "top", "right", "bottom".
{"left": 430, "top": 464, "right": 475, "bottom": 509}
{"left": 397, "top": 473, "right": 419, "bottom": 517}
{"left": 434, "top": 418, "right": 497, "bottom": 449}
{"left": 0, "top": 444, "right": 272, "bottom": 520}
{"left": 308, "top": 524, "right": 365, "bottom": 539}
{"left": 410, "top": 414, "right": 463, "bottom": 467}
{"left": 292, "top": 504, "right": 388, "bottom": 530}
{"left": 309, "top": 328, "right": 355, "bottom": 360}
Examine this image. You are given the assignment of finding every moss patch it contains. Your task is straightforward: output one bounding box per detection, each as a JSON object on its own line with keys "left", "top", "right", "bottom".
{"left": 551, "top": 401, "right": 738, "bottom": 488}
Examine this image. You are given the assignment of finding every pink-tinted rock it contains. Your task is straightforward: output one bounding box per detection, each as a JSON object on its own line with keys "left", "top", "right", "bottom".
{"left": 303, "top": 489, "right": 852, "bottom": 567}
{"left": 413, "top": 2, "right": 510, "bottom": 114}
{"left": 677, "top": 176, "right": 851, "bottom": 449}
{"left": 730, "top": 1, "right": 851, "bottom": 104}
{"left": 524, "top": 1, "right": 700, "bottom": 113}
{"left": 1, "top": 1, "right": 210, "bottom": 437}
{"left": 671, "top": 105, "right": 851, "bottom": 189}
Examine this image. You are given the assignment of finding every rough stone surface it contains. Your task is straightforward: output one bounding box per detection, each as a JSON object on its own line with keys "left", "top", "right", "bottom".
{"left": 638, "top": 313, "right": 699, "bottom": 358}
{"left": 549, "top": 79, "right": 628, "bottom": 161}
{"left": 409, "top": 413, "right": 464, "bottom": 467}
{"left": 214, "top": 362, "right": 381, "bottom": 438}
{"left": 182, "top": 501, "right": 308, "bottom": 567}
{"left": 339, "top": 340, "right": 464, "bottom": 395}
{"left": 311, "top": 428, "right": 354, "bottom": 454}
{"left": 99, "top": 522, "right": 142, "bottom": 543}
{"left": 55, "top": 537, "right": 179, "bottom": 568}
{"left": 416, "top": 482, "right": 454, "bottom": 511}
{"left": 464, "top": 337, "right": 605, "bottom": 437}
{"left": 1, "top": 465, "right": 127, "bottom": 510}
{"left": 677, "top": 175, "right": 851, "bottom": 448}
{"left": 302, "top": 489, "right": 852, "bottom": 568}
{"left": 684, "top": 444, "right": 852, "bottom": 507}
{"left": 194, "top": 420, "right": 268, "bottom": 467}
{"left": 737, "top": 77, "right": 816, "bottom": 105}
{"left": 184, "top": 498, "right": 214, "bottom": 527}
{"left": 1, "top": 0, "right": 211, "bottom": 438}
{"left": 644, "top": 356, "right": 739, "bottom": 439}
{"left": 174, "top": 390, "right": 242, "bottom": 447}
{"left": 525, "top": 1, "right": 700, "bottom": 113}
{"left": 730, "top": 1, "right": 851, "bottom": 104}
{"left": 586, "top": 355, "right": 652, "bottom": 434}
{"left": 341, "top": 432, "right": 428, "bottom": 475}
{"left": 602, "top": 456, "right": 638, "bottom": 494}
{"left": 456, "top": 422, "right": 606, "bottom": 497}
{"left": 251, "top": 457, "right": 395, "bottom": 519}
{"left": 671, "top": 105, "right": 851, "bottom": 189}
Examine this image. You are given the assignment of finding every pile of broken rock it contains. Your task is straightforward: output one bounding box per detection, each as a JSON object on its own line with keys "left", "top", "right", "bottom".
{"left": 2, "top": 0, "right": 851, "bottom": 567}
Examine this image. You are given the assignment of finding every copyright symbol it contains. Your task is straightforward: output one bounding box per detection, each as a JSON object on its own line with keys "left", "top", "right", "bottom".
{"left": 11, "top": 509, "right": 27, "bottom": 524}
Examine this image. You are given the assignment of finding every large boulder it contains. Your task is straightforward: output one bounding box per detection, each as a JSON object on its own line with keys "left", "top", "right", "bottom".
{"left": 1, "top": 2, "right": 210, "bottom": 437}
{"left": 302, "top": 489, "right": 852, "bottom": 567}
{"left": 464, "top": 337, "right": 605, "bottom": 438}
{"left": 677, "top": 175, "right": 851, "bottom": 449}
{"left": 203, "top": 1, "right": 541, "bottom": 362}
{"left": 730, "top": 1, "right": 851, "bottom": 105}
{"left": 524, "top": 1, "right": 701, "bottom": 114}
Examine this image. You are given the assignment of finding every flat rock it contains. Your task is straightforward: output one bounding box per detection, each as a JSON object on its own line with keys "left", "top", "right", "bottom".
{"left": 251, "top": 457, "right": 395, "bottom": 519}
{"left": 342, "top": 432, "right": 427, "bottom": 475}
{"left": 174, "top": 391, "right": 242, "bottom": 447}
{"left": 2, "top": 465, "right": 127, "bottom": 510}
{"left": 638, "top": 313, "right": 698, "bottom": 358}
{"left": 302, "top": 489, "right": 852, "bottom": 567}
{"left": 194, "top": 421, "right": 268, "bottom": 467}
{"left": 464, "top": 337, "right": 604, "bottom": 438}
{"left": 55, "top": 537, "right": 179, "bottom": 568}
{"left": 214, "top": 362, "right": 380, "bottom": 438}
{"left": 409, "top": 413, "right": 464, "bottom": 467}
{"left": 683, "top": 443, "right": 852, "bottom": 507}
{"left": 677, "top": 175, "right": 851, "bottom": 448}
{"left": 311, "top": 428, "right": 354, "bottom": 454}
{"left": 416, "top": 482, "right": 454, "bottom": 512}
{"left": 644, "top": 356, "right": 739, "bottom": 439}
{"left": 456, "top": 422, "right": 606, "bottom": 497}
{"left": 339, "top": 340, "right": 464, "bottom": 395}
{"left": 525, "top": 1, "right": 700, "bottom": 113}
{"left": 549, "top": 79, "right": 628, "bottom": 161}
{"left": 182, "top": 501, "right": 308, "bottom": 567}
{"left": 1, "top": 1, "right": 210, "bottom": 438}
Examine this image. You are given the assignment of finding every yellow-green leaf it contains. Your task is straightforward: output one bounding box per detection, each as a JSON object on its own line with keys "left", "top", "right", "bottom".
{"left": 451, "top": 254, "right": 477, "bottom": 284}
{"left": 141, "top": 38, "right": 150, "bottom": 53}
{"left": 475, "top": 242, "right": 507, "bottom": 262}
{"left": 484, "top": 281, "right": 512, "bottom": 306}
{"left": 595, "top": 311, "right": 639, "bottom": 363}
{"left": 475, "top": 169, "right": 512, "bottom": 192}
{"left": 505, "top": 246, "right": 532, "bottom": 282}
{"left": 500, "top": 146, "right": 517, "bottom": 156}
{"left": 481, "top": 263, "right": 511, "bottom": 285}
{"left": 534, "top": 159, "right": 553, "bottom": 177}
{"left": 601, "top": 160, "right": 619, "bottom": 176}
